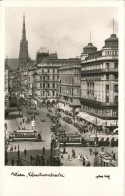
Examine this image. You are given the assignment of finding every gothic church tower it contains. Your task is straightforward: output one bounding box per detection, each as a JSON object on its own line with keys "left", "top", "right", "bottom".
{"left": 19, "top": 15, "right": 28, "bottom": 68}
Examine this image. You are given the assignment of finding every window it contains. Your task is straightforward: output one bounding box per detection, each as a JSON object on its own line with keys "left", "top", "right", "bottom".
{"left": 114, "top": 85, "right": 118, "bottom": 92}
{"left": 106, "top": 63, "right": 109, "bottom": 70}
{"left": 106, "top": 96, "right": 109, "bottom": 103}
{"left": 114, "top": 63, "right": 118, "bottom": 69}
{"left": 40, "top": 83, "right": 42, "bottom": 88}
{"left": 48, "top": 83, "right": 50, "bottom": 88}
{"left": 53, "top": 69, "right": 55, "bottom": 73}
{"left": 42, "top": 69, "right": 44, "bottom": 73}
{"left": 48, "top": 69, "right": 50, "bottom": 73}
{"left": 115, "top": 75, "right": 118, "bottom": 80}
{"left": 47, "top": 76, "right": 49, "bottom": 80}
{"left": 53, "top": 91, "right": 55, "bottom": 96}
{"left": 114, "top": 96, "right": 118, "bottom": 103}
{"left": 53, "top": 83, "right": 55, "bottom": 88}
{"left": 53, "top": 76, "right": 55, "bottom": 80}
{"left": 43, "top": 91, "right": 45, "bottom": 96}
{"left": 106, "top": 75, "right": 109, "bottom": 80}
{"left": 106, "top": 85, "right": 109, "bottom": 91}
{"left": 43, "top": 83, "right": 45, "bottom": 88}
{"left": 48, "top": 91, "right": 50, "bottom": 96}
{"left": 40, "top": 76, "right": 42, "bottom": 80}
{"left": 43, "top": 76, "right": 45, "bottom": 80}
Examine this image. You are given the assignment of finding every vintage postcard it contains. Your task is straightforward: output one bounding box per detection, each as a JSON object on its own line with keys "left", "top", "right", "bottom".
{"left": 0, "top": 0, "right": 125, "bottom": 196}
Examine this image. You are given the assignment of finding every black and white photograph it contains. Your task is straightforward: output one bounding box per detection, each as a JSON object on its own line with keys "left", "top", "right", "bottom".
{"left": 1, "top": 0, "right": 125, "bottom": 196}
{"left": 4, "top": 6, "right": 119, "bottom": 167}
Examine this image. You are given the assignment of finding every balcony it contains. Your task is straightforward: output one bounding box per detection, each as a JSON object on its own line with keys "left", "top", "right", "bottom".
{"left": 81, "top": 68, "right": 118, "bottom": 75}
{"left": 80, "top": 97, "right": 118, "bottom": 107}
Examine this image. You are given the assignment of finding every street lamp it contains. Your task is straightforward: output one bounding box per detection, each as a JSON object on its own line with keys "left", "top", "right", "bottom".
{"left": 94, "top": 115, "right": 98, "bottom": 157}
{"left": 17, "top": 145, "right": 21, "bottom": 166}
{"left": 50, "top": 133, "right": 57, "bottom": 166}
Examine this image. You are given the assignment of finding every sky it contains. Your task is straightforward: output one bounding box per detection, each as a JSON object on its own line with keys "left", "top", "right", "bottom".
{"left": 5, "top": 7, "right": 118, "bottom": 60}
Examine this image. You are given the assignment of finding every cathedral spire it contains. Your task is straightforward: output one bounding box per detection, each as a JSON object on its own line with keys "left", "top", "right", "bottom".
{"left": 19, "top": 15, "right": 28, "bottom": 68}
{"left": 22, "top": 14, "right": 26, "bottom": 39}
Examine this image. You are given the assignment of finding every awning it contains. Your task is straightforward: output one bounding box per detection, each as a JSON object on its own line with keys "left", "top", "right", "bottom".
{"left": 106, "top": 120, "right": 118, "bottom": 126}
{"left": 97, "top": 118, "right": 107, "bottom": 126}
{"left": 64, "top": 106, "right": 73, "bottom": 112}
{"left": 76, "top": 112, "right": 108, "bottom": 126}
{"left": 86, "top": 115, "right": 96, "bottom": 124}
{"left": 56, "top": 102, "right": 65, "bottom": 110}
{"left": 76, "top": 112, "right": 89, "bottom": 120}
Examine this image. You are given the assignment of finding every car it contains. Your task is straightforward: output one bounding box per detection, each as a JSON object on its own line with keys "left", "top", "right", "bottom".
{"left": 41, "top": 118, "right": 45, "bottom": 122}
{"left": 50, "top": 124, "right": 57, "bottom": 132}
{"left": 65, "top": 117, "right": 72, "bottom": 124}
{"left": 48, "top": 108, "right": 52, "bottom": 112}
{"left": 62, "top": 117, "right": 67, "bottom": 121}
{"left": 47, "top": 112, "right": 52, "bottom": 117}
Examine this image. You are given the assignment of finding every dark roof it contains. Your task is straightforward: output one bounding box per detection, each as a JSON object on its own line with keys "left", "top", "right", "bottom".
{"left": 84, "top": 43, "right": 97, "bottom": 49}
{"left": 105, "top": 34, "right": 118, "bottom": 42}
{"left": 6, "top": 58, "right": 19, "bottom": 70}
{"left": 102, "top": 34, "right": 118, "bottom": 49}
{"left": 83, "top": 43, "right": 97, "bottom": 54}
{"left": 37, "top": 58, "right": 80, "bottom": 65}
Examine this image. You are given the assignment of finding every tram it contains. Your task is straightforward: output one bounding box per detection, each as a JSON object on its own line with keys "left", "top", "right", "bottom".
{"left": 89, "top": 134, "right": 118, "bottom": 147}
{"left": 9, "top": 130, "right": 41, "bottom": 142}
{"left": 59, "top": 133, "right": 84, "bottom": 146}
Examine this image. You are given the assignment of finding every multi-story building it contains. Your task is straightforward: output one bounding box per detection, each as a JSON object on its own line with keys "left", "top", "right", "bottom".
{"left": 59, "top": 59, "right": 81, "bottom": 117}
{"left": 80, "top": 33, "right": 118, "bottom": 132}
{"left": 4, "top": 58, "right": 9, "bottom": 99}
{"left": 27, "top": 64, "right": 36, "bottom": 99}
{"left": 34, "top": 48, "right": 59, "bottom": 106}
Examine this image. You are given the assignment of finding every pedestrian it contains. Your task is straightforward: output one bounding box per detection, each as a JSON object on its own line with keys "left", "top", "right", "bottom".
{"left": 42, "top": 147, "right": 45, "bottom": 154}
{"left": 5, "top": 123, "right": 7, "bottom": 130}
{"left": 24, "top": 148, "right": 27, "bottom": 156}
{"left": 83, "top": 159, "right": 85, "bottom": 166}
{"left": 20, "top": 121, "right": 22, "bottom": 126}
{"left": 89, "top": 148, "right": 92, "bottom": 155}
{"left": 10, "top": 145, "right": 13, "bottom": 152}
{"left": 87, "top": 161, "right": 91, "bottom": 167}
{"left": 80, "top": 154, "right": 83, "bottom": 161}
{"left": 22, "top": 118, "right": 25, "bottom": 123}
{"left": 30, "top": 155, "right": 33, "bottom": 162}
{"left": 11, "top": 158, "right": 14, "bottom": 166}
{"left": 101, "top": 146, "right": 104, "bottom": 152}
{"left": 113, "top": 153, "right": 116, "bottom": 161}
{"left": 60, "top": 152, "right": 63, "bottom": 159}
{"left": 14, "top": 145, "right": 16, "bottom": 151}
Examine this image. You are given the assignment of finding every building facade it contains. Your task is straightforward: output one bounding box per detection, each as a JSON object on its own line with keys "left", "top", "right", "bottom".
{"left": 59, "top": 59, "right": 81, "bottom": 117}
{"left": 4, "top": 58, "right": 9, "bottom": 98}
{"left": 34, "top": 48, "right": 59, "bottom": 106}
{"left": 80, "top": 33, "right": 118, "bottom": 132}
